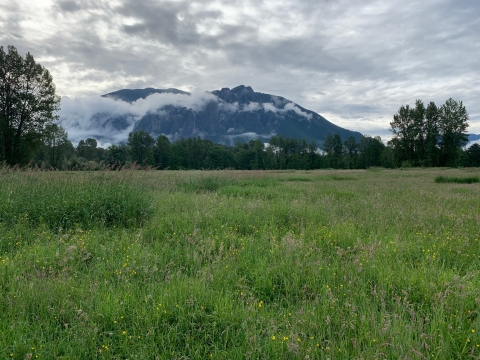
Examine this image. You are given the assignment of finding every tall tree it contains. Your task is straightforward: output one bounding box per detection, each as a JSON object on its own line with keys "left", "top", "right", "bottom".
{"left": 358, "top": 135, "right": 385, "bottom": 168}
{"left": 438, "top": 98, "right": 469, "bottom": 166}
{"left": 77, "top": 138, "right": 98, "bottom": 161}
{"left": 389, "top": 104, "right": 416, "bottom": 164}
{"left": 204, "top": 146, "right": 236, "bottom": 169}
{"left": 412, "top": 99, "right": 426, "bottom": 164}
{"left": 323, "top": 133, "right": 343, "bottom": 168}
{"left": 306, "top": 141, "right": 318, "bottom": 170}
{"left": 0, "top": 45, "right": 60, "bottom": 165}
{"left": 343, "top": 136, "right": 358, "bottom": 169}
{"left": 424, "top": 102, "right": 440, "bottom": 166}
{"left": 154, "top": 135, "right": 171, "bottom": 169}
{"left": 40, "top": 123, "right": 73, "bottom": 168}
{"left": 106, "top": 144, "right": 129, "bottom": 169}
{"left": 127, "top": 130, "right": 155, "bottom": 166}
{"left": 466, "top": 144, "right": 480, "bottom": 167}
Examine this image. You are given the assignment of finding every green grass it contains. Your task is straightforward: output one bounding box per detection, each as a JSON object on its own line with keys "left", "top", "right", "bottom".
{"left": 0, "top": 171, "right": 152, "bottom": 231}
{"left": 435, "top": 175, "right": 480, "bottom": 184}
{"left": 1, "top": 168, "right": 480, "bottom": 359}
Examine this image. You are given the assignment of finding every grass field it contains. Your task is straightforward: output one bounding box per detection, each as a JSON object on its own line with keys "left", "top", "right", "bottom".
{"left": 1, "top": 167, "right": 479, "bottom": 359}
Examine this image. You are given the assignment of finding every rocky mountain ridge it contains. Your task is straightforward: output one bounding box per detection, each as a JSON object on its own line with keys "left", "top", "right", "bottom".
{"left": 60, "top": 85, "right": 363, "bottom": 147}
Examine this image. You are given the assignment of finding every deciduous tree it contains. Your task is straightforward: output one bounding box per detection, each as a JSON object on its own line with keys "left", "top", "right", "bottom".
{"left": 127, "top": 130, "right": 155, "bottom": 166}
{"left": 0, "top": 45, "right": 60, "bottom": 165}
{"left": 438, "top": 98, "right": 469, "bottom": 166}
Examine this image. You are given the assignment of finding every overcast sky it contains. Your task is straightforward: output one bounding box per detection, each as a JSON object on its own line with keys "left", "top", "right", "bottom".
{"left": 1, "top": 0, "right": 479, "bottom": 140}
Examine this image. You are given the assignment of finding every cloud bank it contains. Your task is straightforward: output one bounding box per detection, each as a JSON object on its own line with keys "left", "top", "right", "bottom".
{"left": 2, "top": 0, "right": 479, "bottom": 138}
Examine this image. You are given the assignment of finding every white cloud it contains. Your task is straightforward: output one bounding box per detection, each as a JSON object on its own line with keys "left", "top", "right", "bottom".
{"left": 467, "top": 139, "right": 480, "bottom": 148}
{"left": 224, "top": 131, "right": 276, "bottom": 145}
{"left": 219, "top": 101, "right": 239, "bottom": 112}
{"left": 58, "top": 91, "right": 220, "bottom": 145}
{"left": 283, "top": 103, "right": 312, "bottom": 120}
{"left": 3, "top": 0, "right": 479, "bottom": 138}
{"left": 242, "top": 102, "right": 262, "bottom": 112}
{"left": 262, "top": 102, "right": 277, "bottom": 113}
{"left": 259, "top": 102, "right": 312, "bottom": 120}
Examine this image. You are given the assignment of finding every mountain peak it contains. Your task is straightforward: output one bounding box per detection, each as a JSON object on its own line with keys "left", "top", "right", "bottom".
{"left": 211, "top": 85, "right": 275, "bottom": 104}
{"left": 231, "top": 85, "right": 254, "bottom": 93}
{"left": 101, "top": 87, "right": 190, "bottom": 103}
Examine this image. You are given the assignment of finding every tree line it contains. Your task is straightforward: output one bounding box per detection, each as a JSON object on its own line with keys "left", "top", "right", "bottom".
{"left": 1, "top": 45, "right": 478, "bottom": 169}
{"left": 31, "top": 131, "right": 389, "bottom": 170}
{"left": 388, "top": 98, "right": 471, "bottom": 167}
{"left": 28, "top": 129, "right": 479, "bottom": 170}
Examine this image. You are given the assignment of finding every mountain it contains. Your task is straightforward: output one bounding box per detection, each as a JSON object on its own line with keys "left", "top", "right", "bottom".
{"left": 61, "top": 85, "right": 362, "bottom": 147}
{"left": 468, "top": 134, "right": 480, "bottom": 142}
{"left": 102, "top": 87, "right": 189, "bottom": 103}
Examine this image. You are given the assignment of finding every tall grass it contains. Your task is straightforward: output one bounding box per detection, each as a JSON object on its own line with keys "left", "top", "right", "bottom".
{"left": 1, "top": 168, "right": 479, "bottom": 359}
{"left": 435, "top": 175, "right": 480, "bottom": 184}
{"left": 0, "top": 171, "right": 153, "bottom": 230}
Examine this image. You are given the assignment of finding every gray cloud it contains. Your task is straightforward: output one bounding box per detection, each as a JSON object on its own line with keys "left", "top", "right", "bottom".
{"left": 56, "top": 0, "right": 82, "bottom": 13}
{"left": 119, "top": 1, "right": 198, "bottom": 45}
{"left": 0, "top": 0, "right": 479, "bottom": 138}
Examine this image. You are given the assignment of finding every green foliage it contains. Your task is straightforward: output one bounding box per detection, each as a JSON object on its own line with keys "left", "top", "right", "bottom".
{"left": 329, "top": 175, "right": 357, "bottom": 180}
{"left": 439, "top": 98, "right": 469, "bottom": 166}
{"left": 435, "top": 176, "right": 479, "bottom": 184}
{"left": 76, "top": 138, "right": 98, "bottom": 161}
{"left": 34, "top": 123, "right": 74, "bottom": 169}
{"left": 357, "top": 135, "right": 385, "bottom": 168}
{"left": 0, "top": 172, "right": 152, "bottom": 230}
{"left": 281, "top": 176, "right": 313, "bottom": 182}
{"left": 154, "top": 135, "right": 171, "bottom": 169}
{"left": 466, "top": 144, "right": 480, "bottom": 167}
{"left": 1, "top": 169, "right": 480, "bottom": 358}
{"left": 127, "top": 130, "right": 155, "bottom": 166}
{"left": 177, "top": 175, "right": 235, "bottom": 193}
{"left": 0, "top": 45, "right": 60, "bottom": 165}
{"left": 389, "top": 98, "right": 469, "bottom": 167}
{"left": 46, "top": 113, "right": 473, "bottom": 172}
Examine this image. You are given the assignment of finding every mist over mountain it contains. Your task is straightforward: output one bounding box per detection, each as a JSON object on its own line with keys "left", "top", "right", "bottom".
{"left": 58, "top": 85, "right": 363, "bottom": 147}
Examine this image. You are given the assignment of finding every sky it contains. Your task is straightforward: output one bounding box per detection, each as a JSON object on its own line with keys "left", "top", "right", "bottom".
{"left": 1, "top": 0, "right": 479, "bottom": 143}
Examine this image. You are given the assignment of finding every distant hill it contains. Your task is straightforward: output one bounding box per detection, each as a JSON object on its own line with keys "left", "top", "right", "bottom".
{"left": 468, "top": 134, "right": 480, "bottom": 142}
{"left": 61, "top": 85, "right": 363, "bottom": 147}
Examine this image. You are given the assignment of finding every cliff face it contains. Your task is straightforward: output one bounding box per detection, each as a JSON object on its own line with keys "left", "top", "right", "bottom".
{"left": 89, "top": 85, "right": 363, "bottom": 146}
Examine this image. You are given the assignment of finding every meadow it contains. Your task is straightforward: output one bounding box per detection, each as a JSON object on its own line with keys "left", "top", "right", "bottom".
{"left": 0, "top": 167, "right": 479, "bottom": 359}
